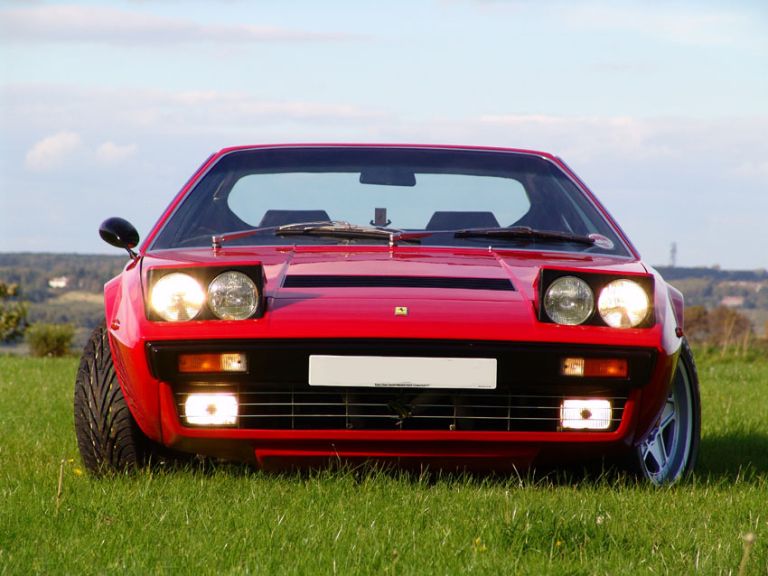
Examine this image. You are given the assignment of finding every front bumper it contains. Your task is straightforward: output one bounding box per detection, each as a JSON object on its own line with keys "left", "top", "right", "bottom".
{"left": 128, "top": 338, "right": 666, "bottom": 468}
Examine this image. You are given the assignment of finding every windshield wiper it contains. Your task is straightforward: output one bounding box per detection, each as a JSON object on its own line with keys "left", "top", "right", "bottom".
{"left": 211, "top": 221, "right": 429, "bottom": 250}
{"left": 276, "top": 221, "right": 429, "bottom": 247}
{"left": 454, "top": 226, "right": 596, "bottom": 246}
{"left": 211, "top": 225, "right": 280, "bottom": 250}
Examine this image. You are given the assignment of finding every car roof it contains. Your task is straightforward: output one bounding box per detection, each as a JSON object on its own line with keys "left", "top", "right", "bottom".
{"left": 213, "top": 143, "right": 561, "bottom": 162}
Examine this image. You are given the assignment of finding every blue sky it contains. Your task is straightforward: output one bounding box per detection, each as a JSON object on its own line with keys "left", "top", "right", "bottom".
{"left": 1, "top": 0, "right": 766, "bottom": 268}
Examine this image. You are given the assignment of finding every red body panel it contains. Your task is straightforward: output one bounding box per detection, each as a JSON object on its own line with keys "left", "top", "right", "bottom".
{"left": 103, "top": 144, "right": 685, "bottom": 470}
{"left": 106, "top": 245, "right": 681, "bottom": 468}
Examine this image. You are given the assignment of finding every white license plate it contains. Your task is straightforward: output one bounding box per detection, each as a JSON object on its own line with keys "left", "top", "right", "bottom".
{"left": 308, "top": 355, "right": 497, "bottom": 389}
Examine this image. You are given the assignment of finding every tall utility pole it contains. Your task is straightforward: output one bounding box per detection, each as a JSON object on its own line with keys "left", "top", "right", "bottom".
{"left": 669, "top": 242, "right": 677, "bottom": 268}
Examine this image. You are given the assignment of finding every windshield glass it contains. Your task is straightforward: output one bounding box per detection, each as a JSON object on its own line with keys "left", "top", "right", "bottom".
{"left": 151, "top": 146, "right": 629, "bottom": 256}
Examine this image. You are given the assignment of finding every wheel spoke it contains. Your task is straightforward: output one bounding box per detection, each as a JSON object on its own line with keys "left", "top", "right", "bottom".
{"left": 643, "top": 430, "right": 668, "bottom": 474}
{"left": 658, "top": 398, "right": 676, "bottom": 431}
{"left": 642, "top": 395, "right": 675, "bottom": 476}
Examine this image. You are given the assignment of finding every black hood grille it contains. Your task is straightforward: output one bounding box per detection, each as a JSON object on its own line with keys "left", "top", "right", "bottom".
{"left": 282, "top": 275, "right": 515, "bottom": 291}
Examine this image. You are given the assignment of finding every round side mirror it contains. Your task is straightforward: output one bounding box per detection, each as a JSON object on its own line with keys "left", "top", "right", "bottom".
{"left": 99, "top": 217, "right": 140, "bottom": 251}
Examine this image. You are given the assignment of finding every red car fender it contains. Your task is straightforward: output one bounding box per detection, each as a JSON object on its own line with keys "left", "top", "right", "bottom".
{"left": 105, "top": 258, "right": 164, "bottom": 443}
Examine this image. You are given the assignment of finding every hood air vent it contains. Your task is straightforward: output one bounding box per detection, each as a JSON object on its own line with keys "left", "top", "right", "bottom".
{"left": 283, "top": 275, "right": 515, "bottom": 291}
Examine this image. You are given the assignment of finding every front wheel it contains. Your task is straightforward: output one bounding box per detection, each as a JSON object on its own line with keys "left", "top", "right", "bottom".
{"left": 634, "top": 340, "right": 701, "bottom": 485}
{"left": 74, "top": 325, "right": 148, "bottom": 475}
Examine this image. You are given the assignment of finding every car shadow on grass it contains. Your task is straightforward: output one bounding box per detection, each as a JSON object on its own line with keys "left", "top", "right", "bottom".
{"left": 140, "top": 453, "right": 646, "bottom": 489}
{"left": 138, "top": 434, "right": 768, "bottom": 486}
{"left": 696, "top": 432, "right": 768, "bottom": 481}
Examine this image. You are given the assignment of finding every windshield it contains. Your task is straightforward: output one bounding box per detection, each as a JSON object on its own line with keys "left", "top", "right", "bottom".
{"left": 151, "top": 146, "right": 629, "bottom": 256}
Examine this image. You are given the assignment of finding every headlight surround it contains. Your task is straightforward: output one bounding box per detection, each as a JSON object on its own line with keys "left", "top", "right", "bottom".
{"left": 208, "top": 271, "right": 259, "bottom": 320}
{"left": 543, "top": 276, "right": 595, "bottom": 326}
{"left": 150, "top": 272, "right": 205, "bottom": 322}
{"left": 146, "top": 266, "right": 264, "bottom": 322}
{"left": 597, "top": 279, "right": 650, "bottom": 328}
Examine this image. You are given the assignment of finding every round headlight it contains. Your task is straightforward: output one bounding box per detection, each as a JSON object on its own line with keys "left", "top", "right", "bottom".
{"left": 150, "top": 273, "right": 205, "bottom": 322}
{"left": 208, "top": 271, "right": 259, "bottom": 320}
{"left": 598, "top": 279, "right": 650, "bottom": 328}
{"left": 544, "top": 276, "right": 594, "bottom": 325}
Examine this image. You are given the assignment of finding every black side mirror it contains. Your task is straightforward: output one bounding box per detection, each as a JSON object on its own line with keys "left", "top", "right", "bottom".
{"left": 99, "top": 217, "right": 140, "bottom": 259}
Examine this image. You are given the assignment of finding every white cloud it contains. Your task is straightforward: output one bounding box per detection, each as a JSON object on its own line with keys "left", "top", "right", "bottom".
{"left": 734, "top": 160, "right": 768, "bottom": 180}
{"left": 96, "top": 141, "right": 137, "bottom": 163}
{"left": 476, "top": 114, "right": 676, "bottom": 163}
{"left": 167, "top": 90, "right": 384, "bottom": 122}
{"left": 23, "top": 131, "right": 137, "bottom": 171}
{"left": 0, "top": 5, "right": 360, "bottom": 45}
{"left": 4, "top": 85, "right": 389, "bottom": 143}
{"left": 560, "top": 3, "right": 754, "bottom": 47}
{"left": 24, "top": 131, "right": 83, "bottom": 171}
{"left": 450, "top": 0, "right": 761, "bottom": 48}
{"left": 6, "top": 84, "right": 768, "bottom": 267}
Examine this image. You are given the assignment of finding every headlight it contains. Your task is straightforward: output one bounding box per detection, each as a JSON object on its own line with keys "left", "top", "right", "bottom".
{"left": 597, "top": 279, "right": 650, "bottom": 328}
{"left": 208, "top": 271, "right": 259, "bottom": 320}
{"left": 150, "top": 272, "right": 205, "bottom": 321}
{"left": 544, "top": 276, "right": 594, "bottom": 325}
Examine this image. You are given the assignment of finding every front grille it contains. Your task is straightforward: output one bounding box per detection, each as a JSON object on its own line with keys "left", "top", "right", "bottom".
{"left": 175, "top": 384, "right": 628, "bottom": 432}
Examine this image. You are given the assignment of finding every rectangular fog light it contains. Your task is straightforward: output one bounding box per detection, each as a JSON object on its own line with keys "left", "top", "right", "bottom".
{"left": 560, "top": 399, "right": 612, "bottom": 430}
{"left": 184, "top": 393, "right": 238, "bottom": 426}
{"left": 178, "top": 353, "right": 247, "bottom": 374}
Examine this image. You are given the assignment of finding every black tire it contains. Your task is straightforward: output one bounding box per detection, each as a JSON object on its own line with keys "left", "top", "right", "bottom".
{"left": 633, "top": 339, "right": 701, "bottom": 485}
{"left": 74, "top": 325, "right": 147, "bottom": 475}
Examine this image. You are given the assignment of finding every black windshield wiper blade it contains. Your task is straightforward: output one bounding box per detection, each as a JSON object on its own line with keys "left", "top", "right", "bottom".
{"left": 454, "top": 226, "right": 596, "bottom": 246}
{"left": 276, "top": 220, "right": 391, "bottom": 238}
{"left": 211, "top": 221, "right": 429, "bottom": 250}
{"left": 212, "top": 220, "right": 385, "bottom": 249}
{"left": 276, "top": 221, "right": 429, "bottom": 246}
{"left": 211, "top": 225, "right": 281, "bottom": 250}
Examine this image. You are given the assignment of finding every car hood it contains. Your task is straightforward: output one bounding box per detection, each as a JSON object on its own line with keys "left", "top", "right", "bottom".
{"left": 138, "top": 246, "right": 654, "bottom": 342}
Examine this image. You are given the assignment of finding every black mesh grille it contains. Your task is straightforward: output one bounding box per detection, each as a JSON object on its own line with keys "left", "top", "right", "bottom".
{"left": 176, "top": 384, "right": 627, "bottom": 432}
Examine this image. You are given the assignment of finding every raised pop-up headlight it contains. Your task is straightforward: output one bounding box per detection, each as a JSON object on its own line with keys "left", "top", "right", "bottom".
{"left": 150, "top": 272, "right": 205, "bottom": 322}
{"left": 544, "top": 276, "right": 594, "bottom": 325}
{"left": 597, "top": 279, "right": 650, "bottom": 328}
{"left": 208, "top": 271, "right": 259, "bottom": 320}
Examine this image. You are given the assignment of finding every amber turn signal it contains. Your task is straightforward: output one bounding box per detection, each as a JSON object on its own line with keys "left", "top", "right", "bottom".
{"left": 561, "top": 357, "right": 628, "bottom": 378}
{"left": 178, "top": 353, "right": 247, "bottom": 373}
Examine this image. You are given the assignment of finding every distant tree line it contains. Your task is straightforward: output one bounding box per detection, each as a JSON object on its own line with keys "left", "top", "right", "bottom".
{"left": 656, "top": 266, "right": 768, "bottom": 283}
{"left": 3, "top": 256, "right": 768, "bottom": 352}
{"left": 0, "top": 254, "right": 126, "bottom": 302}
{"left": 27, "top": 301, "right": 106, "bottom": 331}
{"left": 666, "top": 277, "right": 768, "bottom": 311}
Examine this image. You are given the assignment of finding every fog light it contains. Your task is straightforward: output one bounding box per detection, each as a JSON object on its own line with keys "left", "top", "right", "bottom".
{"left": 178, "top": 353, "right": 247, "bottom": 373}
{"left": 184, "top": 393, "right": 238, "bottom": 426}
{"left": 561, "top": 357, "right": 628, "bottom": 378}
{"left": 560, "top": 399, "right": 612, "bottom": 430}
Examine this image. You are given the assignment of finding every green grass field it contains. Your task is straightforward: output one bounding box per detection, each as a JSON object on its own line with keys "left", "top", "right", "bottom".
{"left": 1, "top": 352, "right": 766, "bottom": 575}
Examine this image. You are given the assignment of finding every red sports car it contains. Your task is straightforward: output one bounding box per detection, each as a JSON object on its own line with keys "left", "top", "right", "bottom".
{"left": 75, "top": 144, "right": 700, "bottom": 484}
